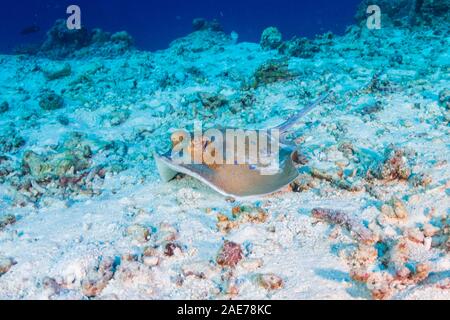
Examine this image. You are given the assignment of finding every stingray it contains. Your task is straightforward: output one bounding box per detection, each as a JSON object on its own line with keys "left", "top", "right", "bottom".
{"left": 155, "top": 91, "right": 331, "bottom": 200}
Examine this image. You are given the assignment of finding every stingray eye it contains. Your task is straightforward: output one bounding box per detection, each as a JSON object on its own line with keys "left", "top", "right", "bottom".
{"left": 171, "top": 132, "right": 184, "bottom": 147}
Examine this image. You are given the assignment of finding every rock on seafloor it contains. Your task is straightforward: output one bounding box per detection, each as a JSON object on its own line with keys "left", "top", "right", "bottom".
{"left": 216, "top": 241, "right": 243, "bottom": 268}
{"left": 39, "top": 91, "right": 64, "bottom": 111}
{"left": 260, "top": 27, "right": 283, "bottom": 50}
{"left": 0, "top": 257, "right": 15, "bottom": 276}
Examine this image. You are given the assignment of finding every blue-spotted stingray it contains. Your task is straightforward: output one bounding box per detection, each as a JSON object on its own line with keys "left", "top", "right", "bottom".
{"left": 155, "top": 91, "right": 331, "bottom": 200}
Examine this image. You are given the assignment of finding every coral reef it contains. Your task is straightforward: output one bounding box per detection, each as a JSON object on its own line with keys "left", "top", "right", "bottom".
{"left": 40, "top": 20, "right": 93, "bottom": 57}
{"left": 169, "top": 25, "right": 232, "bottom": 56}
{"left": 260, "top": 27, "right": 283, "bottom": 50}
{"left": 355, "top": 0, "right": 450, "bottom": 28}
{"left": 198, "top": 92, "right": 229, "bottom": 112}
{"left": 110, "top": 31, "right": 134, "bottom": 47}
{"left": 259, "top": 26, "right": 324, "bottom": 58}
{"left": 26, "top": 20, "right": 135, "bottom": 59}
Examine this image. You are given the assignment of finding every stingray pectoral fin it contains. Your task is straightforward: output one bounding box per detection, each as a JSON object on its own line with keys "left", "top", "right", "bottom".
{"left": 154, "top": 153, "right": 179, "bottom": 182}
{"left": 180, "top": 151, "right": 300, "bottom": 199}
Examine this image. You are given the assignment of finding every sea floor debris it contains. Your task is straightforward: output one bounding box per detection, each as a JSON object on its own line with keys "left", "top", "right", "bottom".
{"left": 0, "top": 6, "right": 449, "bottom": 300}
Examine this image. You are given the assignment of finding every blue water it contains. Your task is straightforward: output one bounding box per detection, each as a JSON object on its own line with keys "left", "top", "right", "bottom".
{"left": 0, "top": 0, "right": 361, "bottom": 53}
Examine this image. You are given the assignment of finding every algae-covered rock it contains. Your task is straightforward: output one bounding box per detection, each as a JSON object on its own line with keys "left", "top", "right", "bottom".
{"left": 111, "top": 31, "right": 134, "bottom": 46}
{"left": 278, "top": 36, "right": 320, "bottom": 58}
{"left": 60, "top": 132, "right": 104, "bottom": 156}
{"left": 198, "top": 92, "right": 228, "bottom": 110}
{"left": 355, "top": 146, "right": 413, "bottom": 182}
{"left": 18, "top": 132, "right": 128, "bottom": 200}
{"left": 252, "top": 58, "right": 296, "bottom": 88}
{"left": 375, "top": 147, "right": 413, "bottom": 181}
{"left": 42, "top": 63, "right": 72, "bottom": 81}
{"left": 39, "top": 91, "right": 64, "bottom": 111}
{"left": 22, "top": 142, "right": 91, "bottom": 182}
{"left": 418, "top": 0, "right": 450, "bottom": 25}
{"left": 170, "top": 24, "right": 231, "bottom": 55}
{"left": 20, "top": 132, "right": 129, "bottom": 189}
{"left": 91, "top": 28, "right": 112, "bottom": 44}
{"left": 0, "top": 101, "right": 9, "bottom": 113}
{"left": 22, "top": 151, "right": 53, "bottom": 181}
{"left": 37, "top": 19, "right": 134, "bottom": 58}
{"left": 260, "top": 27, "right": 283, "bottom": 50}
{"left": 40, "top": 19, "right": 92, "bottom": 57}
{"left": 355, "top": 0, "right": 414, "bottom": 27}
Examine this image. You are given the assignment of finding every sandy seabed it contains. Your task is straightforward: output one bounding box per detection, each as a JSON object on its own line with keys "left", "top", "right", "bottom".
{"left": 0, "top": 14, "right": 449, "bottom": 300}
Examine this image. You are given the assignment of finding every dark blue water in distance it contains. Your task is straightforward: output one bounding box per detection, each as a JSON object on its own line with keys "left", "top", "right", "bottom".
{"left": 0, "top": 0, "right": 362, "bottom": 53}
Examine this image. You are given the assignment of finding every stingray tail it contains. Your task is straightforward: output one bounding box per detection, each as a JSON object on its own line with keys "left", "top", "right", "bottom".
{"left": 276, "top": 90, "right": 333, "bottom": 134}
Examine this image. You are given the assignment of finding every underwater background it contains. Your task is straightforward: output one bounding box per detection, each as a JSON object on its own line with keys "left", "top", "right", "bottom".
{"left": 0, "top": 0, "right": 449, "bottom": 300}
{"left": 1, "top": 0, "right": 361, "bottom": 52}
